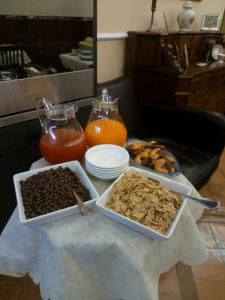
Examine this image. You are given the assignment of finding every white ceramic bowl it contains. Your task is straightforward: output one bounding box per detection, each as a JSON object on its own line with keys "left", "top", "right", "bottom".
{"left": 96, "top": 166, "right": 192, "bottom": 240}
{"left": 86, "top": 167, "right": 126, "bottom": 181}
{"left": 85, "top": 160, "right": 129, "bottom": 176}
{"left": 85, "top": 144, "right": 129, "bottom": 169}
{"left": 85, "top": 144, "right": 129, "bottom": 180}
{"left": 13, "top": 160, "right": 99, "bottom": 225}
{"left": 85, "top": 159, "right": 128, "bottom": 173}
{"left": 86, "top": 167, "right": 127, "bottom": 178}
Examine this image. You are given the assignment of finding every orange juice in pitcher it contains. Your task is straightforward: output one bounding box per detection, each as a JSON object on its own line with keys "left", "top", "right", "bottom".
{"left": 85, "top": 89, "right": 127, "bottom": 147}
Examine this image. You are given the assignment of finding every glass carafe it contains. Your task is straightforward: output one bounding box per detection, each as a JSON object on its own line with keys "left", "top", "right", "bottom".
{"left": 37, "top": 97, "right": 87, "bottom": 164}
{"left": 85, "top": 89, "right": 127, "bottom": 147}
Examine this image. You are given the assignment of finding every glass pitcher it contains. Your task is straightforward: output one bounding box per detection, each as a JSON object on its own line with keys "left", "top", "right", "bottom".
{"left": 37, "top": 97, "right": 87, "bottom": 164}
{"left": 85, "top": 89, "right": 127, "bottom": 147}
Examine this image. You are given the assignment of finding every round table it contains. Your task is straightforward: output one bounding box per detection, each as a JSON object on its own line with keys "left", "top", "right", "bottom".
{"left": 0, "top": 158, "right": 208, "bottom": 300}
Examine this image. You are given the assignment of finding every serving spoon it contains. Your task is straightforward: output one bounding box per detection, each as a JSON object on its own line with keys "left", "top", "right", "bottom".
{"left": 73, "top": 190, "right": 92, "bottom": 216}
{"left": 149, "top": 177, "right": 220, "bottom": 210}
{"left": 177, "top": 192, "right": 220, "bottom": 210}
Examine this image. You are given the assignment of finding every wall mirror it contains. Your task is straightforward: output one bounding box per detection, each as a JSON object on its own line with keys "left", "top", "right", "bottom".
{"left": 0, "top": 0, "right": 96, "bottom": 127}
{"left": 0, "top": 16, "right": 94, "bottom": 79}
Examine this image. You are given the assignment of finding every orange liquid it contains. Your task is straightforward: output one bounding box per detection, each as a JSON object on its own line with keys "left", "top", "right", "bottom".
{"left": 40, "top": 128, "right": 87, "bottom": 164}
{"left": 85, "top": 119, "right": 127, "bottom": 147}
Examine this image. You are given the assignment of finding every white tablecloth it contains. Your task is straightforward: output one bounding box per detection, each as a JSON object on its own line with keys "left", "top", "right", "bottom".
{"left": 0, "top": 158, "right": 208, "bottom": 300}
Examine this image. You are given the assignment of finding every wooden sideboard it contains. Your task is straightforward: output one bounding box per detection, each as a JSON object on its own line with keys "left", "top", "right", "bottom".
{"left": 125, "top": 31, "right": 225, "bottom": 114}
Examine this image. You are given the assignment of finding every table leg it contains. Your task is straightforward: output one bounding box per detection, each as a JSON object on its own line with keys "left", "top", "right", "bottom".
{"left": 176, "top": 262, "right": 199, "bottom": 300}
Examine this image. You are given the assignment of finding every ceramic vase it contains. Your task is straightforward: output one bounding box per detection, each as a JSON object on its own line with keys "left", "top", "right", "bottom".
{"left": 177, "top": 1, "right": 195, "bottom": 32}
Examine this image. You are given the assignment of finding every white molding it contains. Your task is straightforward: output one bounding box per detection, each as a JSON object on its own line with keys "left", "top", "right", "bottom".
{"left": 97, "top": 32, "right": 128, "bottom": 41}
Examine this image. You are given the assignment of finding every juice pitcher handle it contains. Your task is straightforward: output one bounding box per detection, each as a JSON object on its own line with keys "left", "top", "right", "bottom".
{"left": 37, "top": 97, "right": 53, "bottom": 127}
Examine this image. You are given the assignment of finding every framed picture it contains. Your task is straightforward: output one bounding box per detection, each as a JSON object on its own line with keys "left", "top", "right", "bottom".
{"left": 201, "top": 14, "right": 222, "bottom": 31}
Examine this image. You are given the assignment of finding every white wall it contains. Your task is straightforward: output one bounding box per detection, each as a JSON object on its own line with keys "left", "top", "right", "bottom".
{"left": 0, "top": 0, "right": 93, "bottom": 17}
{"left": 97, "top": 0, "right": 225, "bottom": 83}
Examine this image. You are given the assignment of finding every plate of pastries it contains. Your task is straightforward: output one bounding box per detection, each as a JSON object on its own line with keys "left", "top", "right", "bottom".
{"left": 126, "top": 139, "right": 180, "bottom": 177}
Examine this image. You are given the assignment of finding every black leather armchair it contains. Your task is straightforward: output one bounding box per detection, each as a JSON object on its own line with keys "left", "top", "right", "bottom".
{"left": 98, "top": 76, "right": 225, "bottom": 189}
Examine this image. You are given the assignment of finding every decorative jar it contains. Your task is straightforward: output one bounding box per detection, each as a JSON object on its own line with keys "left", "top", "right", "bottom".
{"left": 177, "top": 1, "right": 195, "bottom": 32}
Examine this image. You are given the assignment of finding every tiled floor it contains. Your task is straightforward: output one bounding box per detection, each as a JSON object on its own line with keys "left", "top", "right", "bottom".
{"left": 0, "top": 149, "right": 225, "bottom": 299}
{"left": 159, "top": 148, "right": 225, "bottom": 300}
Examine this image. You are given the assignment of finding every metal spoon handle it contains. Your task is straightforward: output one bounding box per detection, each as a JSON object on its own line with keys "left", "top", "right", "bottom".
{"left": 178, "top": 192, "right": 220, "bottom": 209}
{"left": 73, "top": 191, "right": 92, "bottom": 216}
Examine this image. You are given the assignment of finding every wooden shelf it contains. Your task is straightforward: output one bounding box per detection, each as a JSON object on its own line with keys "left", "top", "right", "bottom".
{"left": 126, "top": 31, "right": 225, "bottom": 114}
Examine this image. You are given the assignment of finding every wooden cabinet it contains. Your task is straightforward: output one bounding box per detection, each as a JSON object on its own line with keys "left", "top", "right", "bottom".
{"left": 126, "top": 31, "right": 225, "bottom": 114}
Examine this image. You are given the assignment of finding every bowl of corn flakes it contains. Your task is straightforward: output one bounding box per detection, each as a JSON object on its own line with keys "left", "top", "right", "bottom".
{"left": 96, "top": 167, "right": 192, "bottom": 240}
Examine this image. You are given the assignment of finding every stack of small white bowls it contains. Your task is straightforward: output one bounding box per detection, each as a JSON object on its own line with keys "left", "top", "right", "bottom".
{"left": 85, "top": 144, "right": 129, "bottom": 180}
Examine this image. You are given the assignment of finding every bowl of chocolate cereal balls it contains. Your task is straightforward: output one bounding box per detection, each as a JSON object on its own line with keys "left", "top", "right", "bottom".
{"left": 13, "top": 161, "right": 98, "bottom": 225}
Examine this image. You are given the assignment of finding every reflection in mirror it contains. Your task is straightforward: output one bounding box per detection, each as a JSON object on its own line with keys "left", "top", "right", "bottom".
{"left": 0, "top": 15, "right": 93, "bottom": 80}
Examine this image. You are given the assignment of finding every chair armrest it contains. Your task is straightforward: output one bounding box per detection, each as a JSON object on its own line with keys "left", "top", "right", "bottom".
{"left": 98, "top": 76, "right": 225, "bottom": 155}
{"left": 140, "top": 105, "right": 225, "bottom": 155}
